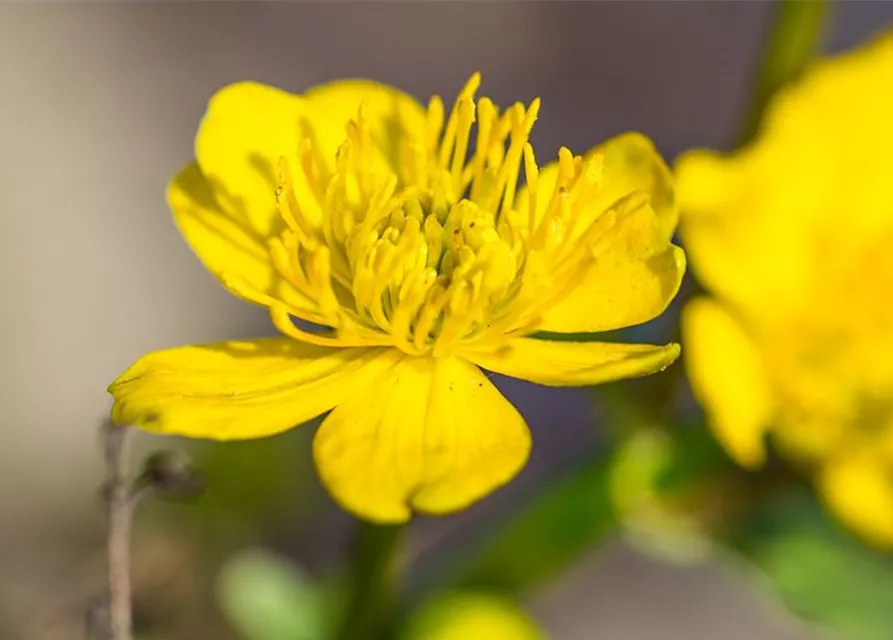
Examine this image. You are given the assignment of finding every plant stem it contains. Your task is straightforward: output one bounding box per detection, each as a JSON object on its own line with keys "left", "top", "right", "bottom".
{"left": 104, "top": 425, "right": 134, "bottom": 640}
{"left": 737, "top": 0, "right": 830, "bottom": 146}
{"left": 338, "top": 522, "right": 404, "bottom": 640}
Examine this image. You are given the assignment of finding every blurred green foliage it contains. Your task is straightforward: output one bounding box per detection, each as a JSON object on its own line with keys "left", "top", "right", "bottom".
{"left": 739, "top": 488, "right": 893, "bottom": 640}
{"left": 449, "top": 418, "right": 733, "bottom": 596}
{"left": 438, "top": 410, "right": 893, "bottom": 640}
{"left": 452, "top": 460, "right": 614, "bottom": 594}
{"left": 196, "top": 428, "right": 318, "bottom": 535}
{"left": 217, "top": 550, "right": 331, "bottom": 640}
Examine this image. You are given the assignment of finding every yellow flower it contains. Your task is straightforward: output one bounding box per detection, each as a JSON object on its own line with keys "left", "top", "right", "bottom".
{"left": 677, "top": 33, "right": 893, "bottom": 545}
{"left": 109, "top": 74, "right": 685, "bottom": 523}
{"left": 401, "top": 592, "right": 543, "bottom": 640}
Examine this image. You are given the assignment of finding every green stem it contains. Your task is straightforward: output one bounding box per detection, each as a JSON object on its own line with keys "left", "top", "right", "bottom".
{"left": 737, "top": 0, "right": 830, "bottom": 146}
{"left": 338, "top": 522, "right": 404, "bottom": 640}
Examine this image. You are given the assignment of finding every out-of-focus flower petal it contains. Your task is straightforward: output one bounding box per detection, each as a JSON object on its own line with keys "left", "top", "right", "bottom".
{"left": 819, "top": 450, "right": 893, "bottom": 548}
{"left": 682, "top": 298, "right": 773, "bottom": 467}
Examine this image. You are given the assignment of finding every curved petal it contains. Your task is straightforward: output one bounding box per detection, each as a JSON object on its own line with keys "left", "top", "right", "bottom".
{"left": 596, "top": 132, "right": 676, "bottom": 240}
{"left": 195, "top": 82, "right": 345, "bottom": 236}
{"left": 193, "top": 80, "right": 427, "bottom": 244}
{"left": 305, "top": 79, "right": 429, "bottom": 170}
{"left": 313, "top": 356, "right": 531, "bottom": 523}
{"left": 819, "top": 451, "right": 893, "bottom": 548}
{"left": 461, "top": 338, "right": 680, "bottom": 387}
{"left": 539, "top": 196, "right": 686, "bottom": 333}
{"left": 109, "top": 338, "right": 390, "bottom": 440}
{"left": 195, "top": 82, "right": 301, "bottom": 236}
{"left": 682, "top": 298, "right": 773, "bottom": 467}
{"left": 676, "top": 151, "right": 818, "bottom": 316}
{"left": 517, "top": 132, "right": 676, "bottom": 241}
{"left": 169, "top": 163, "right": 317, "bottom": 313}
{"left": 675, "top": 150, "right": 785, "bottom": 312}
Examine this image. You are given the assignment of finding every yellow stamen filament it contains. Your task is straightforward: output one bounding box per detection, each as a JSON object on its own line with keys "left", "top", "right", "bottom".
{"left": 267, "top": 74, "right": 610, "bottom": 355}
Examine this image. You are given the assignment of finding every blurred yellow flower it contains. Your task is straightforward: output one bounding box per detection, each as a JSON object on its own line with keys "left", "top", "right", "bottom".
{"left": 401, "top": 592, "right": 543, "bottom": 640}
{"left": 109, "top": 74, "right": 684, "bottom": 523}
{"left": 677, "top": 33, "right": 893, "bottom": 545}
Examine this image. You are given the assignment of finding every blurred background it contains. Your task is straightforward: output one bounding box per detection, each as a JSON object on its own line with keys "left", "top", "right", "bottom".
{"left": 3, "top": 3, "right": 893, "bottom": 639}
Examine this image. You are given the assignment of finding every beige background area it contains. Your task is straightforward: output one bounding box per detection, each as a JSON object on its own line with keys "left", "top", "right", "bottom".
{"left": 1, "top": 3, "right": 887, "bottom": 638}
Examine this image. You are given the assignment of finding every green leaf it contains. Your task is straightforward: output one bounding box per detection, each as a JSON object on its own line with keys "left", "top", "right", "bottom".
{"left": 740, "top": 488, "right": 893, "bottom": 640}
{"left": 217, "top": 549, "right": 328, "bottom": 640}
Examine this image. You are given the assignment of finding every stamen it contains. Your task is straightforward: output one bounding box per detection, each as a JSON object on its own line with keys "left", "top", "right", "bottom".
{"left": 497, "top": 99, "right": 540, "bottom": 218}
{"left": 222, "top": 271, "right": 324, "bottom": 326}
{"left": 308, "top": 246, "right": 339, "bottom": 318}
{"left": 413, "top": 284, "right": 450, "bottom": 352}
{"left": 266, "top": 73, "right": 608, "bottom": 354}
{"left": 426, "top": 95, "right": 445, "bottom": 155}
{"left": 437, "top": 73, "right": 482, "bottom": 171}
{"left": 276, "top": 158, "right": 319, "bottom": 245}
{"left": 471, "top": 97, "right": 497, "bottom": 195}
{"left": 523, "top": 143, "right": 539, "bottom": 232}
{"left": 270, "top": 305, "right": 392, "bottom": 348}
{"left": 299, "top": 138, "right": 326, "bottom": 206}
{"left": 450, "top": 97, "right": 476, "bottom": 194}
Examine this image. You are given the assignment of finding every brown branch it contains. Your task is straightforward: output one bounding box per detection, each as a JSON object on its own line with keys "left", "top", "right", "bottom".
{"left": 88, "top": 429, "right": 205, "bottom": 640}
{"left": 102, "top": 423, "right": 134, "bottom": 640}
{"left": 88, "top": 426, "right": 204, "bottom": 640}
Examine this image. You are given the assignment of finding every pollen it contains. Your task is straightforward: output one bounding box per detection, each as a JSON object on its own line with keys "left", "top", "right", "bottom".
{"left": 270, "top": 73, "right": 610, "bottom": 356}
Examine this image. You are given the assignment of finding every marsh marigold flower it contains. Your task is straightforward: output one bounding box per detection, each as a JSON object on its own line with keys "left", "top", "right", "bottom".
{"left": 677, "top": 34, "right": 893, "bottom": 545}
{"left": 109, "top": 74, "right": 685, "bottom": 522}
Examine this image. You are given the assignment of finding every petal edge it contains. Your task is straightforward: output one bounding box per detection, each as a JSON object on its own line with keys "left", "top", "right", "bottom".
{"left": 461, "top": 338, "right": 680, "bottom": 387}
{"left": 313, "top": 356, "right": 531, "bottom": 522}
{"left": 110, "top": 339, "right": 389, "bottom": 440}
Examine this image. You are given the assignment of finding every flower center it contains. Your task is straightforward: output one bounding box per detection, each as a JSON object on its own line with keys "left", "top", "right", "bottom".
{"left": 268, "top": 74, "right": 610, "bottom": 355}
{"left": 344, "top": 190, "right": 523, "bottom": 356}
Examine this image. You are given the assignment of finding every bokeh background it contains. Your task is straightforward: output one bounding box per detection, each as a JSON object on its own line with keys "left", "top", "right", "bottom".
{"left": 3, "top": 3, "right": 893, "bottom": 639}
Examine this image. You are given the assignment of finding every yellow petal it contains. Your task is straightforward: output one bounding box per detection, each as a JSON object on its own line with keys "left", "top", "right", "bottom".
{"left": 305, "top": 79, "right": 428, "bottom": 169}
{"left": 194, "top": 81, "right": 343, "bottom": 236}
{"left": 539, "top": 195, "right": 686, "bottom": 333}
{"left": 517, "top": 131, "right": 676, "bottom": 240}
{"left": 596, "top": 132, "right": 677, "bottom": 240}
{"left": 109, "top": 339, "right": 389, "bottom": 440}
{"left": 313, "top": 356, "right": 531, "bottom": 522}
{"left": 675, "top": 150, "right": 807, "bottom": 314}
{"left": 675, "top": 151, "right": 747, "bottom": 305}
{"left": 682, "top": 298, "right": 773, "bottom": 467}
{"left": 461, "top": 338, "right": 680, "bottom": 387}
{"left": 819, "top": 450, "right": 893, "bottom": 548}
{"left": 168, "top": 163, "right": 317, "bottom": 313}
{"left": 402, "top": 593, "right": 544, "bottom": 640}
